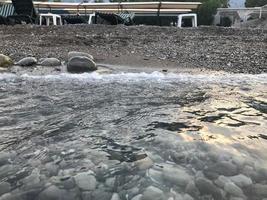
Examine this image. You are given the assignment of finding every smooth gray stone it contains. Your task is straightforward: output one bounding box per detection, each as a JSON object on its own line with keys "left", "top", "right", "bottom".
{"left": 16, "top": 57, "right": 37, "bottom": 67}
{"left": 68, "top": 51, "right": 94, "bottom": 61}
{"left": 195, "top": 177, "right": 223, "bottom": 200}
{"left": 0, "top": 152, "right": 11, "bottom": 166}
{"left": 229, "top": 174, "right": 252, "bottom": 187}
{"left": 45, "top": 163, "right": 59, "bottom": 177}
{"left": 74, "top": 172, "right": 97, "bottom": 191}
{"left": 67, "top": 56, "right": 97, "bottom": 73}
{"left": 224, "top": 182, "right": 244, "bottom": 197}
{"left": 142, "top": 186, "right": 164, "bottom": 200}
{"left": 37, "top": 185, "right": 67, "bottom": 200}
{"left": 207, "top": 161, "right": 238, "bottom": 176}
{"left": 253, "top": 184, "right": 267, "bottom": 196}
{"left": 0, "top": 182, "right": 11, "bottom": 196}
{"left": 162, "top": 166, "right": 191, "bottom": 187}
{"left": 40, "top": 58, "right": 61, "bottom": 66}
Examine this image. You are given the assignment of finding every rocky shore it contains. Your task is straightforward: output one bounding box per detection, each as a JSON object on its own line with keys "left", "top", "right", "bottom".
{"left": 0, "top": 25, "right": 266, "bottom": 74}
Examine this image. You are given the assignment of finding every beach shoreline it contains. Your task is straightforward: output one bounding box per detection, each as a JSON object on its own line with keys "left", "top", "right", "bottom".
{"left": 0, "top": 24, "right": 266, "bottom": 74}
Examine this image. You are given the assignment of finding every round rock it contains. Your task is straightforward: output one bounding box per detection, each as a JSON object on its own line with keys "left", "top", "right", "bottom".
{"left": 142, "top": 186, "right": 164, "bottom": 200}
{"left": 16, "top": 57, "right": 37, "bottom": 67}
{"left": 74, "top": 172, "right": 97, "bottom": 191}
{"left": 0, "top": 54, "right": 13, "bottom": 68}
{"left": 68, "top": 51, "right": 94, "bottom": 61}
{"left": 67, "top": 56, "right": 97, "bottom": 73}
{"left": 40, "top": 58, "right": 61, "bottom": 66}
{"left": 0, "top": 182, "right": 11, "bottom": 196}
{"left": 38, "top": 185, "right": 66, "bottom": 200}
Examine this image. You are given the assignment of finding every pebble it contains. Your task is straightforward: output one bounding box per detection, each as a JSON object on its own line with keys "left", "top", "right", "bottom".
{"left": 0, "top": 182, "right": 11, "bottom": 196}
{"left": 67, "top": 56, "right": 97, "bottom": 73}
{"left": 142, "top": 186, "right": 164, "bottom": 200}
{"left": 68, "top": 51, "right": 94, "bottom": 61}
{"left": 16, "top": 57, "right": 37, "bottom": 66}
{"left": 111, "top": 193, "right": 121, "bottom": 200}
{"left": 207, "top": 161, "right": 238, "bottom": 176}
{"left": 195, "top": 177, "right": 223, "bottom": 200}
{"left": 253, "top": 183, "right": 267, "bottom": 196}
{"left": 229, "top": 174, "right": 252, "bottom": 187}
{"left": 45, "top": 163, "right": 59, "bottom": 177}
{"left": 131, "top": 194, "right": 142, "bottom": 200}
{"left": 0, "top": 54, "right": 13, "bottom": 68}
{"left": 74, "top": 171, "right": 97, "bottom": 191}
{"left": 162, "top": 166, "right": 191, "bottom": 187}
{"left": 38, "top": 185, "right": 66, "bottom": 200}
{"left": 224, "top": 182, "right": 244, "bottom": 197}
{"left": 39, "top": 58, "right": 61, "bottom": 66}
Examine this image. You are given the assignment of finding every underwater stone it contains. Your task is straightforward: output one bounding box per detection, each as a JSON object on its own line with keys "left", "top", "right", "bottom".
{"left": 142, "top": 186, "right": 164, "bottom": 200}
{"left": 253, "top": 184, "right": 267, "bottom": 196}
{"left": 131, "top": 194, "right": 142, "bottom": 200}
{"left": 74, "top": 172, "right": 97, "bottom": 191}
{"left": 229, "top": 174, "right": 252, "bottom": 188}
{"left": 111, "top": 193, "right": 121, "bottom": 200}
{"left": 38, "top": 185, "right": 66, "bottom": 200}
{"left": 162, "top": 166, "right": 191, "bottom": 187}
{"left": 0, "top": 182, "right": 11, "bottom": 196}
{"left": 224, "top": 182, "right": 244, "bottom": 197}
{"left": 195, "top": 177, "right": 223, "bottom": 200}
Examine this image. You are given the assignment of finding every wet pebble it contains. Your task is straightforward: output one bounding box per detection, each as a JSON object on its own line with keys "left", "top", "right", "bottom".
{"left": 195, "top": 177, "right": 223, "bottom": 200}
{"left": 0, "top": 182, "right": 11, "bottom": 196}
{"left": 111, "top": 193, "right": 120, "bottom": 200}
{"left": 142, "top": 186, "right": 164, "bottom": 200}
{"left": 16, "top": 57, "right": 37, "bottom": 67}
{"left": 38, "top": 185, "right": 67, "bottom": 200}
{"left": 131, "top": 194, "right": 142, "bottom": 200}
{"left": 253, "top": 184, "right": 267, "bottom": 196}
{"left": 224, "top": 182, "right": 244, "bottom": 197}
{"left": 45, "top": 163, "right": 59, "bottom": 177}
{"left": 162, "top": 166, "right": 191, "bottom": 187}
{"left": 207, "top": 161, "right": 238, "bottom": 177}
{"left": 74, "top": 171, "right": 97, "bottom": 191}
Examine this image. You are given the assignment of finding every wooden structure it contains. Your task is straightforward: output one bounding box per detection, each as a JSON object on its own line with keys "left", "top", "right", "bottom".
{"left": 1, "top": 1, "right": 201, "bottom": 16}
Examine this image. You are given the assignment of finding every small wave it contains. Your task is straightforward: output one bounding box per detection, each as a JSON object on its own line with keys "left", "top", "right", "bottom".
{"left": 0, "top": 72, "right": 267, "bottom": 84}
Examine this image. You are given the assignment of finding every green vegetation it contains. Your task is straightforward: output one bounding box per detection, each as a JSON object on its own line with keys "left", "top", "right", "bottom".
{"left": 245, "top": 0, "right": 267, "bottom": 7}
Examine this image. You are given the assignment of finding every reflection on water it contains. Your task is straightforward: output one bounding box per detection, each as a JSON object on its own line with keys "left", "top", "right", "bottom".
{"left": 0, "top": 72, "right": 266, "bottom": 200}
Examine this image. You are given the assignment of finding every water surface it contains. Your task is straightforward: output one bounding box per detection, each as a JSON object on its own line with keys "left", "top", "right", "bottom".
{"left": 0, "top": 72, "right": 266, "bottom": 200}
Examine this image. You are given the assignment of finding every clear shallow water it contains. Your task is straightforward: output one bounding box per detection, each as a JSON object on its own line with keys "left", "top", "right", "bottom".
{"left": 0, "top": 72, "right": 266, "bottom": 200}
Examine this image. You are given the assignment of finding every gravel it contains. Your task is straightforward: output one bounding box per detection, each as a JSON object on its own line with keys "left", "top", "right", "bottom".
{"left": 0, "top": 24, "right": 266, "bottom": 74}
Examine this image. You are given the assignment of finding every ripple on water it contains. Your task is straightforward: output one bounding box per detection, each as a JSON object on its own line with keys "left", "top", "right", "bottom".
{"left": 0, "top": 72, "right": 266, "bottom": 200}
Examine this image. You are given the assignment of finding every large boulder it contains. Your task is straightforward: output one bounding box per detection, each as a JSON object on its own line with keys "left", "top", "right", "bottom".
{"left": 67, "top": 56, "right": 97, "bottom": 73}
{"left": 0, "top": 54, "right": 13, "bottom": 68}
{"left": 68, "top": 51, "right": 94, "bottom": 61}
{"left": 40, "top": 58, "right": 61, "bottom": 66}
{"left": 16, "top": 57, "right": 37, "bottom": 67}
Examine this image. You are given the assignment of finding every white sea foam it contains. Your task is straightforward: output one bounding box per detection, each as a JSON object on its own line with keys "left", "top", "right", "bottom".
{"left": 0, "top": 72, "right": 267, "bottom": 84}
